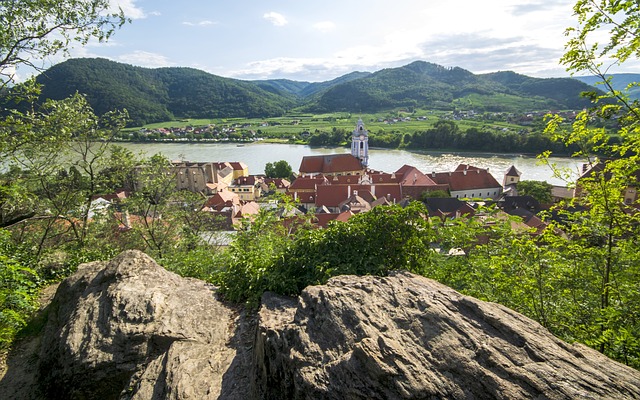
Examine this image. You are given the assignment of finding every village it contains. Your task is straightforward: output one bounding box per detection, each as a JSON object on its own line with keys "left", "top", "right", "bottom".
{"left": 90, "top": 119, "right": 625, "bottom": 241}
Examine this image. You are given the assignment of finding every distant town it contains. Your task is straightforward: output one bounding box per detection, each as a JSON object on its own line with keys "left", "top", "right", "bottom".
{"left": 92, "top": 119, "right": 613, "bottom": 237}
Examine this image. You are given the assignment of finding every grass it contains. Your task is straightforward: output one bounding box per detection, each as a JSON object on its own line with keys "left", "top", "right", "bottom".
{"left": 126, "top": 109, "right": 530, "bottom": 137}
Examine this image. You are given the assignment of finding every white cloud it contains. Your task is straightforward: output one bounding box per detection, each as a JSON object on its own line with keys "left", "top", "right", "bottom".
{"left": 116, "top": 51, "right": 173, "bottom": 68}
{"left": 183, "top": 20, "right": 217, "bottom": 27}
{"left": 263, "top": 12, "right": 288, "bottom": 27}
{"left": 313, "top": 21, "right": 336, "bottom": 33}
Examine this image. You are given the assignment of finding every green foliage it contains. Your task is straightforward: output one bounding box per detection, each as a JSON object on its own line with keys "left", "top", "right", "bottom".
{"left": 217, "top": 202, "right": 434, "bottom": 306}
{"left": 0, "top": 0, "right": 127, "bottom": 86}
{"left": 420, "top": 189, "right": 450, "bottom": 200}
{"left": 0, "top": 230, "right": 40, "bottom": 349}
{"left": 264, "top": 160, "right": 293, "bottom": 179}
{"left": 516, "top": 180, "right": 553, "bottom": 203}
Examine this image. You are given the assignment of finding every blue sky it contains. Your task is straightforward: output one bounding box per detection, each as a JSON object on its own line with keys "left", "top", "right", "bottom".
{"left": 34, "top": 0, "right": 639, "bottom": 82}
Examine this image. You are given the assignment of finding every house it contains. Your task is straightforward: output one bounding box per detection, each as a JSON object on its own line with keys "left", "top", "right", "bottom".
{"left": 230, "top": 175, "right": 263, "bottom": 201}
{"left": 431, "top": 164, "right": 503, "bottom": 200}
{"left": 298, "top": 154, "right": 365, "bottom": 177}
{"left": 423, "top": 198, "right": 476, "bottom": 219}
{"left": 338, "top": 192, "right": 372, "bottom": 213}
{"left": 171, "top": 161, "right": 241, "bottom": 194}
{"left": 395, "top": 165, "right": 448, "bottom": 199}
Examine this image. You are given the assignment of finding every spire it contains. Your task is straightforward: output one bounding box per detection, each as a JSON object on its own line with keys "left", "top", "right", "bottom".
{"left": 351, "top": 118, "right": 369, "bottom": 167}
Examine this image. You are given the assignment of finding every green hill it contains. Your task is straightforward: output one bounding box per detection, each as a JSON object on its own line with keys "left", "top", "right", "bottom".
{"left": 573, "top": 73, "right": 640, "bottom": 99}
{"left": 34, "top": 58, "right": 296, "bottom": 126}
{"left": 22, "top": 58, "right": 603, "bottom": 125}
{"left": 305, "top": 62, "right": 597, "bottom": 113}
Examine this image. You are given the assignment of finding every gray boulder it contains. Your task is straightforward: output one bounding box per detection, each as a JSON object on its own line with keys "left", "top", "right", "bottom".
{"left": 21, "top": 251, "right": 640, "bottom": 399}
{"left": 37, "top": 250, "right": 244, "bottom": 399}
{"left": 255, "top": 272, "right": 640, "bottom": 399}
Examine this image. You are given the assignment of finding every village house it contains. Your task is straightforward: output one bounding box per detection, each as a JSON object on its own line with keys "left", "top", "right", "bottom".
{"left": 431, "top": 164, "right": 503, "bottom": 200}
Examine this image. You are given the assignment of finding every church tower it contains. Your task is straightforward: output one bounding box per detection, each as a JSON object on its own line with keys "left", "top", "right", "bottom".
{"left": 351, "top": 118, "right": 369, "bottom": 167}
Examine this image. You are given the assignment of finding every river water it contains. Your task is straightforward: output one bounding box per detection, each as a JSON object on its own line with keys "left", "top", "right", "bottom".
{"left": 117, "top": 142, "right": 584, "bottom": 185}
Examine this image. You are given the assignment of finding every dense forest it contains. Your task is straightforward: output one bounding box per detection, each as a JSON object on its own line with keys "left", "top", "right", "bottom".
{"left": 21, "top": 58, "right": 601, "bottom": 126}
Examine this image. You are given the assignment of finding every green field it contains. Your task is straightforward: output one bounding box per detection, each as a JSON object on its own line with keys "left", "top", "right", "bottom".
{"left": 128, "top": 109, "right": 528, "bottom": 137}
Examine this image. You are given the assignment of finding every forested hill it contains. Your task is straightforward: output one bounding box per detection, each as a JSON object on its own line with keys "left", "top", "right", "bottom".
{"left": 33, "top": 58, "right": 297, "bottom": 126}
{"left": 305, "top": 62, "right": 597, "bottom": 113}
{"left": 573, "top": 73, "right": 640, "bottom": 99}
{"left": 29, "top": 58, "right": 599, "bottom": 125}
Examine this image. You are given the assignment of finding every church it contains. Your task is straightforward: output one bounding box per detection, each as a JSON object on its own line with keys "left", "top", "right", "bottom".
{"left": 298, "top": 118, "right": 370, "bottom": 176}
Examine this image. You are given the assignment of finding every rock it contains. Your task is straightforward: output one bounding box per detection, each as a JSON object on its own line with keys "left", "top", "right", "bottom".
{"left": 7, "top": 251, "right": 640, "bottom": 399}
{"left": 255, "top": 271, "right": 640, "bottom": 399}
{"left": 37, "top": 250, "right": 248, "bottom": 400}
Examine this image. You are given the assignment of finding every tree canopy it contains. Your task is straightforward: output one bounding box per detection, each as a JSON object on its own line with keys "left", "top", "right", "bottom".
{"left": 0, "top": 0, "right": 127, "bottom": 86}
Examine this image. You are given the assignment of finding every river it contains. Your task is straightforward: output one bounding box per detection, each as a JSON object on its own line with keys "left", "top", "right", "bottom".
{"left": 117, "top": 142, "right": 584, "bottom": 186}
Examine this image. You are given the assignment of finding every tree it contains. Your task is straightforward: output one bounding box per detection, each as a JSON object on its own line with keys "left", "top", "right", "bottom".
{"left": 541, "top": 0, "right": 640, "bottom": 366}
{"left": 0, "top": 0, "right": 127, "bottom": 85}
{"left": 516, "top": 180, "right": 553, "bottom": 204}
{"left": 420, "top": 189, "right": 450, "bottom": 200}
{"left": 0, "top": 0, "right": 128, "bottom": 347}
{"left": 264, "top": 160, "right": 293, "bottom": 179}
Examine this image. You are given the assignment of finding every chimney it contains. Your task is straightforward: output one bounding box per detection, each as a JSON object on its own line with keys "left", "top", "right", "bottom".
{"left": 432, "top": 171, "right": 436, "bottom": 177}
{"left": 463, "top": 170, "right": 467, "bottom": 175}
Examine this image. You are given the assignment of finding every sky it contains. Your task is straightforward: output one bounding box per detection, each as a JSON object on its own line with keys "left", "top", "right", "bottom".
{"left": 30, "top": 0, "right": 640, "bottom": 83}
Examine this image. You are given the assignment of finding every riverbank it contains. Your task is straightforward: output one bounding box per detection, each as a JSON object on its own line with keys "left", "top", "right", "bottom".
{"left": 115, "top": 142, "right": 582, "bottom": 185}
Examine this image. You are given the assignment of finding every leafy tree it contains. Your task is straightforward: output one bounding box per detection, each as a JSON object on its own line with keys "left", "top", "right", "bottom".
{"left": 0, "top": 0, "right": 128, "bottom": 350}
{"left": 516, "top": 180, "right": 553, "bottom": 203}
{"left": 264, "top": 160, "right": 293, "bottom": 179}
{"left": 540, "top": 0, "right": 640, "bottom": 366}
{"left": 420, "top": 189, "right": 450, "bottom": 200}
{"left": 0, "top": 0, "right": 127, "bottom": 85}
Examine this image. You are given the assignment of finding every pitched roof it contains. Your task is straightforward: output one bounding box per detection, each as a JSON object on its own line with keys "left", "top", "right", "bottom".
{"left": 229, "top": 161, "right": 249, "bottom": 171}
{"left": 264, "top": 178, "right": 291, "bottom": 189}
{"left": 424, "top": 198, "right": 476, "bottom": 218}
{"left": 315, "top": 185, "right": 350, "bottom": 208}
{"left": 395, "top": 165, "right": 438, "bottom": 186}
{"left": 234, "top": 175, "right": 261, "bottom": 186}
{"left": 299, "top": 154, "right": 364, "bottom": 174}
{"left": 289, "top": 175, "right": 328, "bottom": 191}
{"left": 432, "top": 165, "right": 501, "bottom": 191}
{"left": 204, "top": 190, "right": 240, "bottom": 210}
{"left": 505, "top": 165, "right": 521, "bottom": 177}
{"left": 339, "top": 194, "right": 372, "bottom": 213}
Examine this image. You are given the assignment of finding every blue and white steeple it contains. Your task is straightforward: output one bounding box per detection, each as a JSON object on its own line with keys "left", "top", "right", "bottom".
{"left": 351, "top": 118, "right": 369, "bottom": 167}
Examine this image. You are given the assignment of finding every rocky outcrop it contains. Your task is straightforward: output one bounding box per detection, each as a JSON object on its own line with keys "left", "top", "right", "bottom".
{"left": 256, "top": 273, "right": 640, "bottom": 399}
{"left": 36, "top": 250, "right": 249, "bottom": 400}
{"left": 3, "top": 251, "right": 640, "bottom": 399}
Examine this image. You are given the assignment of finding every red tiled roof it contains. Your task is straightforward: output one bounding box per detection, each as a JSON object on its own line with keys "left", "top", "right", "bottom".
{"left": 293, "top": 192, "right": 316, "bottom": 204}
{"left": 235, "top": 175, "right": 261, "bottom": 186}
{"left": 204, "top": 190, "right": 240, "bottom": 210}
{"left": 395, "top": 165, "right": 438, "bottom": 186}
{"left": 299, "top": 154, "right": 364, "bottom": 174}
{"left": 432, "top": 166, "right": 501, "bottom": 192}
{"left": 372, "top": 185, "right": 402, "bottom": 203}
{"left": 229, "top": 161, "right": 249, "bottom": 171}
{"left": 289, "top": 175, "right": 328, "bottom": 191}
{"left": 316, "top": 185, "right": 350, "bottom": 207}
{"left": 235, "top": 202, "right": 260, "bottom": 217}
{"left": 264, "top": 178, "right": 291, "bottom": 189}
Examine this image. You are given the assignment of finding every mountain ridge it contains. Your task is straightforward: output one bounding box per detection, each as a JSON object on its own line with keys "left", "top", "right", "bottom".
{"left": 26, "top": 58, "right": 602, "bottom": 126}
